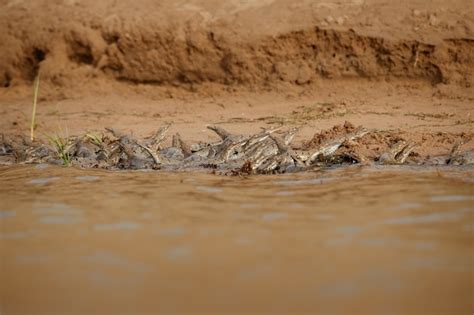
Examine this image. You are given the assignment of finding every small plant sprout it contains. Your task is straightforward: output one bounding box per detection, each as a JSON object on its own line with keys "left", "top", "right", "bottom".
{"left": 45, "top": 133, "right": 73, "bottom": 166}
{"left": 30, "top": 73, "right": 40, "bottom": 141}
{"left": 84, "top": 132, "right": 103, "bottom": 146}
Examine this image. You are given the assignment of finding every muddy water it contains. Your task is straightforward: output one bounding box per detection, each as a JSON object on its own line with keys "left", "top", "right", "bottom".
{"left": 1, "top": 165, "right": 473, "bottom": 314}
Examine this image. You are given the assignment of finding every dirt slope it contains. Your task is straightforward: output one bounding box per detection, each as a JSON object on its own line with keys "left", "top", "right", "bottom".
{"left": 1, "top": 0, "right": 473, "bottom": 93}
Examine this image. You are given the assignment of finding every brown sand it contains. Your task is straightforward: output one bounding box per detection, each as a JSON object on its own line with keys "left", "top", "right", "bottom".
{"left": 0, "top": 0, "right": 473, "bottom": 157}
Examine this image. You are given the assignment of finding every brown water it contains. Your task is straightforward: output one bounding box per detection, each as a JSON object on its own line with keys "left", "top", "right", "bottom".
{"left": 1, "top": 165, "right": 473, "bottom": 314}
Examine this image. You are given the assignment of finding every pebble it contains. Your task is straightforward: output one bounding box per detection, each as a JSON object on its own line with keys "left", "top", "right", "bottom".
{"left": 429, "top": 14, "right": 438, "bottom": 26}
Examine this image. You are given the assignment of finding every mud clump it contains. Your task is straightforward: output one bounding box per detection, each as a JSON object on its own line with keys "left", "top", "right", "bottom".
{"left": 231, "top": 160, "right": 253, "bottom": 177}
{"left": 304, "top": 122, "right": 474, "bottom": 162}
{"left": 303, "top": 121, "right": 356, "bottom": 149}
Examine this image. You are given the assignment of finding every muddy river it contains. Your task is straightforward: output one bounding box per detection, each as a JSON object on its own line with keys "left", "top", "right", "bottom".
{"left": 1, "top": 165, "right": 473, "bottom": 314}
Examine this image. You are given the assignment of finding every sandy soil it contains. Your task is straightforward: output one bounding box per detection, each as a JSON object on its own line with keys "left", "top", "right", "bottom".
{"left": 0, "top": 0, "right": 473, "bottom": 158}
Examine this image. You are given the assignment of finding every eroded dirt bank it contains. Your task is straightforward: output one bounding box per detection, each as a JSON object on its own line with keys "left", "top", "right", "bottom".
{"left": 1, "top": 0, "right": 473, "bottom": 91}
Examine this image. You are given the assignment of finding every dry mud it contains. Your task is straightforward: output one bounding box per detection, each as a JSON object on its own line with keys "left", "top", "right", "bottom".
{"left": 2, "top": 23, "right": 474, "bottom": 89}
{"left": 1, "top": 0, "right": 474, "bottom": 90}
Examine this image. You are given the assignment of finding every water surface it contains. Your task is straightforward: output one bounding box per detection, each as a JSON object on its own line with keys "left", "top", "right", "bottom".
{"left": 1, "top": 165, "right": 473, "bottom": 314}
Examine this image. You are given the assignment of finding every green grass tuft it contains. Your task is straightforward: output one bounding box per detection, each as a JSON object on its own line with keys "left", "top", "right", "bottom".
{"left": 84, "top": 133, "right": 103, "bottom": 146}
{"left": 45, "top": 134, "right": 72, "bottom": 166}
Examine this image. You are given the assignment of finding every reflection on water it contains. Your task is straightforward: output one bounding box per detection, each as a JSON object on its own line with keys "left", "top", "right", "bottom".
{"left": 1, "top": 165, "right": 473, "bottom": 314}
{"left": 430, "top": 195, "right": 474, "bottom": 202}
{"left": 74, "top": 175, "right": 100, "bottom": 182}
{"left": 27, "top": 177, "right": 60, "bottom": 185}
{"left": 0, "top": 210, "right": 16, "bottom": 218}
{"left": 383, "top": 211, "right": 465, "bottom": 225}
{"left": 93, "top": 221, "right": 142, "bottom": 231}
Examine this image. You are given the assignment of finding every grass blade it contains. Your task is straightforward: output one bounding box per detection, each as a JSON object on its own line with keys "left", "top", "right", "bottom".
{"left": 30, "top": 73, "right": 40, "bottom": 141}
